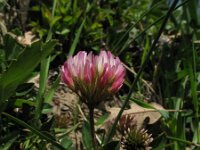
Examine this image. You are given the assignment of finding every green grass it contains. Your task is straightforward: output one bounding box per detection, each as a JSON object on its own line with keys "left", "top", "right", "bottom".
{"left": 0, "top": 0, "right": 200, "bottom": 149}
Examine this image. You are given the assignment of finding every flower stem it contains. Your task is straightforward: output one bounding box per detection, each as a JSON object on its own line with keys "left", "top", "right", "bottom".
{"left": 89, "top": 106, "right": 97, "bottom": 150}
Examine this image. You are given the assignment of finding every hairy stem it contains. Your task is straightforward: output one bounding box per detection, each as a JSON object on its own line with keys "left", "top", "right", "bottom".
{"left": 89, "top": 106, "right": 97, "bottom": 150}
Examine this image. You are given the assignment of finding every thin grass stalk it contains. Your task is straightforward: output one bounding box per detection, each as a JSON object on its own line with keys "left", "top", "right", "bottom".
{"left": 68, "top": 2, "right": 91, "bottom": 56}
{"left": 166, "top": 135, "right": 200, "bottom": 147}
{"left": 118, "top": 14, "right": 165, "bottom": 55}
{"left": 34, "top": 0, "right": 57, "bottom": 120}
{"left": 191, "top": 43, "right": 200, "bottom": 143}
{"left": 44, "top": 74, "right": 60, "bottom": 103}
{"left": 105, "top": 0, "right": 179, "bottom": 144}
{"left": 112, "top": 1, "right": 162, "bottom": 52}
{"left": 117, "top": 0, "right": 190, "bottom": 55}
{"left": 191, "top": 43, "right": 198, "bottom": 116}
{"left": 68, "top": 19, "right": 85, "bottom": 56}
{"left": 35, "top": 57, "right": 51, "bottom": 120}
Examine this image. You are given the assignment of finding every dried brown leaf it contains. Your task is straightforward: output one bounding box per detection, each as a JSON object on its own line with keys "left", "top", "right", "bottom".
{"left": 105, "top": 102, "right": 164, "bottom": 129}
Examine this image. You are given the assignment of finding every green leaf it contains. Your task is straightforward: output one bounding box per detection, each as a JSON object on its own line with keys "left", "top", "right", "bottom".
{"left": 60, "top": 29, "right": 70, "bottom": 35}
{"left": 61, "top": 136, "right": 73, "bottom": 149}
{"left": 129, "top": 98, "right": 169, "bottom": 119}
{"left": 50, "top": 16, "right": 62, "bottom": 27}
{"left": 15, "top": 99, "right": 35, "bottom": 107}
{"left": 96, "top": 112, "right": 109, "bottom": 126}
{"left": 3, "top": 34, "right": 23, "bottom": 61}
{"left": 52, "top": 136, "right": 75, "bottom": 150}
{"left": 0, "top": 40, "right": 57, "bottom": 112}
{"left": 82, "top": 121, "right": 93, "bottom": 150}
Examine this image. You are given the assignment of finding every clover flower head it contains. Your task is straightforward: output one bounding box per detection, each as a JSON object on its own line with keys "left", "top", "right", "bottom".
{"left": 117, "top": 115, "right": 137, "bottom": 136}
{"left": 116, "top": 115, "right": 153, "bottom": 150}
{"left": 121, "top": 128, "right": 153, "bottom": 150}
{"left": 61, "top": 50, "right": 125, "bottom": 106}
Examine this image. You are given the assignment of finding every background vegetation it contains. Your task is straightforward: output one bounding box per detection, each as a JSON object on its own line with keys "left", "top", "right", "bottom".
{"left": 0, "top": 0, "right": 200, "bottom": 149}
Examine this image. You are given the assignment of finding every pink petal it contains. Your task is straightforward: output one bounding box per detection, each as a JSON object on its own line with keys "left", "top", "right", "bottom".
{"left": 84, "top": 60, "right": 92, "bottom": 83}
{"left": 61, "top": 66, "right": 74, "bottom": 89}
{"left": 114, "top": 65, "right": 126, "bottom": 80}
{"left": 109, "top": 77, "right": 124, "bottom": 93}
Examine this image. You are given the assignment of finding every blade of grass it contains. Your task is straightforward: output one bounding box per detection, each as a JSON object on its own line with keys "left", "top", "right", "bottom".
{"left": 68, "top": 2, "right": 92, "bottom": 56}
{"left": 46, "top": 0, "right": 57, "bottom": 42}
{"left": 117, "top": 0, "right": 190, "bottom": 55}
{"left": 104, "top": 0, "right": 179, "bottom": 144}
{"left": 176, "top": 113, "right": 186, "bottom": 149}
{"left": 129, "top": 97, "right": 169, "bottom": 119}
{"left": 44, "top": 74, "right": 60, "bottom": 103}
{"left": 191, "top": 43, "right": 198, "bottom": 116}
{"left": 56, "top": 122, "right": 81, "bottom": 139}
{"left": 141, "top": 35, "right": 150, "bottom": 65}
{"left": 35, "top": 57, "right": 51, "bottom": 120}
{"left": 112, "top": 1, "right": 163, "bottom": 52}
{"left": 118, "top": 14, "right": 165, "bottom": 55}
{"left": 2, "top": 112, "right": 66, "bottom": 150}
{"left": 166, "top": 135, "right": 200, "bottom": 147}
{"left": 0, "top": 135, "right": 19, "bottom": 150}
{"left": 169, "top": 97, "right": 185, "bottom": 150}
{"left": 191, "top": 43, "right": 200, "bottom": 143}
{"left": 34, "top": 0, "right": 58, "bottom": 120}
{"left": 183, "top": 43, "right": 199, "bottom": 144}
{"left": 118, "top": 0, "right": 189, "bottom": 55}
{"left": 68, "top": 18, "right": 85, "bottom": 56}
